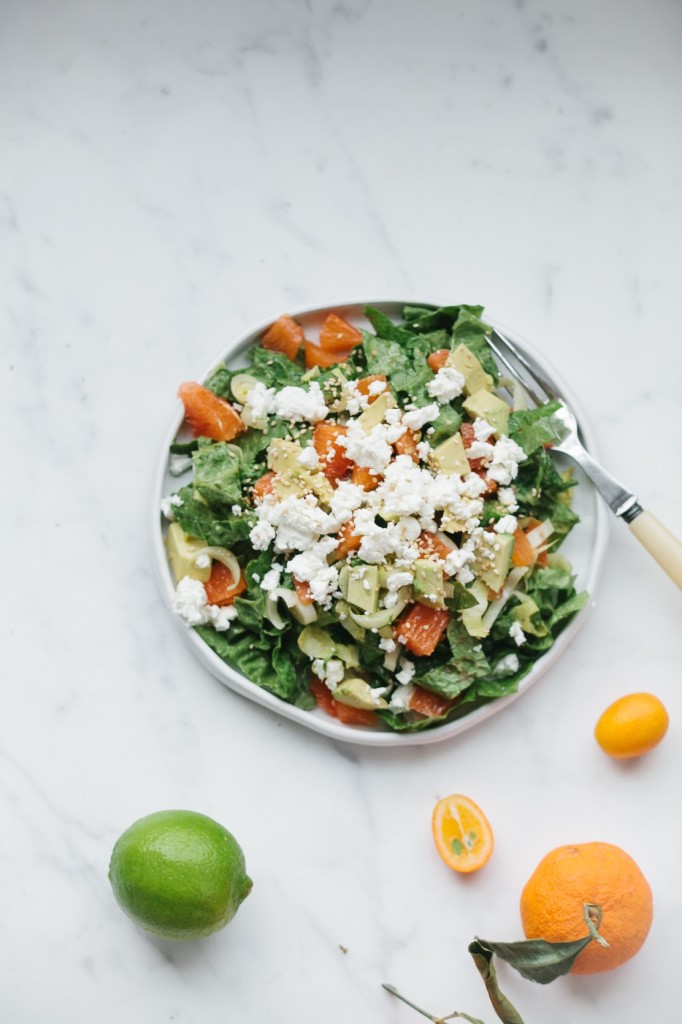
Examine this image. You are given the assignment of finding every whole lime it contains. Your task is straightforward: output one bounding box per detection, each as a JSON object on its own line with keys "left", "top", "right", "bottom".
{"left": 108, "top": 810, "right": 252, "bottom": 940}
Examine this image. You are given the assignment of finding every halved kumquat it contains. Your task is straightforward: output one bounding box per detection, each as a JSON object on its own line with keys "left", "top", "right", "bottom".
{"left": 432, "top": 794, "right": 494, "bottom": 874}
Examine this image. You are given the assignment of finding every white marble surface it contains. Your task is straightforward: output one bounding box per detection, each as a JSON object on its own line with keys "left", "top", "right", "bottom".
{"left": 2, "top": 1, "right": 681, "bottom": 1021}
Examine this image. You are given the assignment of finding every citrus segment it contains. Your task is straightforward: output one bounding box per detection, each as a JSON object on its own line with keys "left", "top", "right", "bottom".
{"left": 432, "top": 794, "right": 494, "bottom": 873}
{"left": 595, "top": 692, "right": 669, "bottom": 759}
{"left": 178, "top": 382, "right": 245, "bottom": 442}
{"left": 319, "top": 312, "right": 362, "bottom": 353}
{"left": 262, "top": 315, "right": 303, "bottom": 361}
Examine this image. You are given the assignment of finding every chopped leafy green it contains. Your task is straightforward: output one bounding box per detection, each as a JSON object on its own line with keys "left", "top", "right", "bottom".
{"left": 173, "top": 486, "right": 254, "bottom": 547}
{"left": 247, "top": 347, "right": 305, "bottom": 388}
{"left": 509, "top": 401, "right": 563, "bottom": 455}
{"left": 192, "top": 443, "right": 242, "bottom": 509}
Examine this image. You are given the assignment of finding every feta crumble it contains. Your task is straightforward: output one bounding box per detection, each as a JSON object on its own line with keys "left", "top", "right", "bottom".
{"left": 161, "top": 494, "right": 183, "bottom": 520}
{"left": 273, "top": 382, "right": 328, "bottom": 423}
{"left": 172, "top": 577, "right": 238, "bottom": 631}
{"left": 427, "top": 366, "right": 465, "bottom": 403}
{"left": 509, "top": 620, "right": 526, "bottom": 646}
{"left": 169, "top": 454, "right": 193, "bottom": 476}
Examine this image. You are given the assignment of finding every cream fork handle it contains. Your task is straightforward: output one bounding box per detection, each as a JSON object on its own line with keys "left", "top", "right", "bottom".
{"left": 629, "top": 511, "right": 682, "bottom": 589}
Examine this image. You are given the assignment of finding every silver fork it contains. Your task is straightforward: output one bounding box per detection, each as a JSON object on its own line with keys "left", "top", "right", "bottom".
{"left": 487, "top": 327, "right": 682, "bottom": 590}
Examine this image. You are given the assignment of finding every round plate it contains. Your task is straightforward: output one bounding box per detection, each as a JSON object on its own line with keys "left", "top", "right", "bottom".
{"left": 151, "top": 300, "right": 608, "bottom": 746}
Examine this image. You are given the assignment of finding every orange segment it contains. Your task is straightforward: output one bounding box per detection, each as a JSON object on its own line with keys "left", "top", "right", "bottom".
{"left": 394, "top": 428, "right": 420, "bottom": 462}
{"left": 432, "top": 794, "right": 494, "bottom": 874}
{"left": 178, "top": 382, "right": 245, "bottom": 442}
{"left": 304, "top": 340, "right": 351, "bottom": 368}
{"left": 427, "top": 349, "right": 450, "bottom": 372}
{"left": 319, "top": 312, "right": 362, "bottom": 353}
{"left": 262, "top": 315, "right": 304, "bottom": 361}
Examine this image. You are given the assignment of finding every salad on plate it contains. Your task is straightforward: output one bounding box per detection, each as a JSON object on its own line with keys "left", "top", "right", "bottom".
{"left": 161, "top": 303, "right": 587, "bottom": 732}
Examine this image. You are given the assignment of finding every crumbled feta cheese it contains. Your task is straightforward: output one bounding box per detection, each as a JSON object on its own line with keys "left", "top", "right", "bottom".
{"left": 342, "top": 379, "right": 369, "bottom": 416}
{"left": 509, "top": 620, "right": 526, "bottom": 646}
{"left": 195, "top": 553, "right": 211, "bottom": 569}
{"left": 161, "top": 494, "right": 183, "bottom": 520}
{"left": 329, "top": 481, "right": 365, "bottom": 524}
{"left": 297, "top": 445, "right": 321, "bottom": 470}
{"left": 473, "top": 418, "right": 495, "bottom": 442}
{"left": 494, "top": 514, "right": 518, "bottom": 534}
{"left": 368, "top": 379, "right": 387, "bottom": 396}
{"left": 231, "top": 504, "right": 243, "bottom": 516}
{"left": 379, "top": 636, "right": 397, "bottom": 653}
{"left": 273, "top": 382, "right": 328, "bottom": 423}
{"left": 466, "top": 439, "right": 494, "bottom": 461}
{"left": 251, "top": 493, "right": 337, "bottom": 553}
{"left": 250, "top": 519, "right": 276, "bottom": 550}
{"left": 172, "top": 577, "right": 238, "bottom": 631}
{"left": 389, "top": 681, "right": 415, "bottom": 709}
{"left": 241, "top": 381, "right": 276, "bottom": 428}
{"left": 416, "top": 440, "right": 431, "bottom": 461}
{"left": 208, "top": 605, "right": 239, "bottom": 631}
{"left": 260, "top": 563, "right": 284, "bottom": 593}
{"left": 287, "top": 537, "right": 340, "bottom": 608}
{"left": 493, "top": 653, "right": 520, "bottom": 675}
{"left": 427, "top": 366, "right": 465, "bottom": 403}
{"left": 497, "top": 487, "right": 519, "bottom": 511}
{"left": 339, "top": 422, "right": 396, "bottom": 475}
{"left": 401, "top": 402, "right": 440, "bottom": 430}
{"left": 386, "top": 571, "right": 414, "bottom": 592}
{"left": 395, "top": 659, "right": 416, "bottom": 685}
{"left": 169, "top": 454, "right": 193, "bottom": 476}
{"left": 488, "top": 437, "right": 526, "bottom": 485}
{"left": 312, "top": 657, "right": 345, "bottom": 690}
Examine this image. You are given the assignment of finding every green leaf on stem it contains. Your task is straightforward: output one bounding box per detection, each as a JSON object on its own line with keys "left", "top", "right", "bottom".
{"left": 474, "top": 902, "right": 608, "bottom": 985}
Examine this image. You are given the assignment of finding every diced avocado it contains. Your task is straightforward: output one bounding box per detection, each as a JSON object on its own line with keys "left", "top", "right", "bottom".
{"left": 513, "top": 595, "right": 548, "bottom": 637}
{"left": 267, "top": 438, "right": 333, "bottom": 504}
{"left": 356, "top": 390, "right": 395, "bottom": 433}
{"left": 460, "top": 579, "right": 491, "bottom": 638}
{"left": 333, "top": 678, "right": 387, "bottom": 710}
{"left": 335, "top": 642, "right": 360, "bottom": 668}
{"left": 413, "top": 559, "right": 446, "bottom": 609}
{"left": 297, "top": 625, "right": 337, "bottom": 661}
{"left": 474, "top": 533, "right": 515, "bottom": 592}
{"left": 462, "top": 390, "right": 510, "bottom": 437}
{"left": 335, "top": 600, "right": 366, "bottom": 642}
{"left": 301, "top": 364, "right": 321, "bottom": 382}
{"left": 447, "top": 343, "right": 493, "bottom": 395}
{"left": 346, "top": 565, "right": 379, "bottom": 614}
{"left": 429, "top": 434, "right": 470, "bottom": 477}
{"left": 440, "top": 512, "right": 466, "bottom": 534}
{"left": 165, "top": 522, "right": 212, "bottom": 583}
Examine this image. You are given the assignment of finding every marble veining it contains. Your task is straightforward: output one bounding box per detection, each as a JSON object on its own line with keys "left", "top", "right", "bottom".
{"left": 2, "top": 1, "right": 681, "bottom": 1021}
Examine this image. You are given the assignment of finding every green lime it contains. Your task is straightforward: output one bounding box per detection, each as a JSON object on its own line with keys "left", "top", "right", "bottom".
{"left": 108, "top": 810, "right": 252, "bottom": 940}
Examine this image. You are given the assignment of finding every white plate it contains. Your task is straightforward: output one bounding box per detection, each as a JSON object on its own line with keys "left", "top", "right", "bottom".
{"left": 151, "top": 300, "right": 608, "bottom": 747}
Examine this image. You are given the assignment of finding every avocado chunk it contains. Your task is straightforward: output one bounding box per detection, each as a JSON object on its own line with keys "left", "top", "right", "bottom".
{"left": 267, "top": 438, "right": 333, "bottom": 504}
{"left": 429, "top": 434, "right": 470, "bottom": 477}
{"left": 297, "top": 625, "right": 337, "bottom": 661}
{"left": 356, "top": 390, "right": 395, "bottom": 433}
{"left": 413, "top": 559, "right": 446, "bottom": 609}
{"left": 460, "top": 579, "right": 491, "bottom": 638}
{"left": 447, "top": 343, "right": 493, "bottom": 395}
{"left": 333, "top": 678, "right": 387, "bottom": 710}
{"left": 462, "top": 390, "right": 510, "bottom": 437}
{"left": 346, "top": 564, "right": 379, "bottom": 614}
{"left": 474, "top": 533, "right": 515, "bottom": 592}
{"left": 165, "top": 522, "right": 212, "bottom": 583}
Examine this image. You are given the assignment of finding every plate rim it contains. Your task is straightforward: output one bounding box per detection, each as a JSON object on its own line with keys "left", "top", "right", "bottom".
{"left": 151, "top": 298, "right": 609, "bottom": 747}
